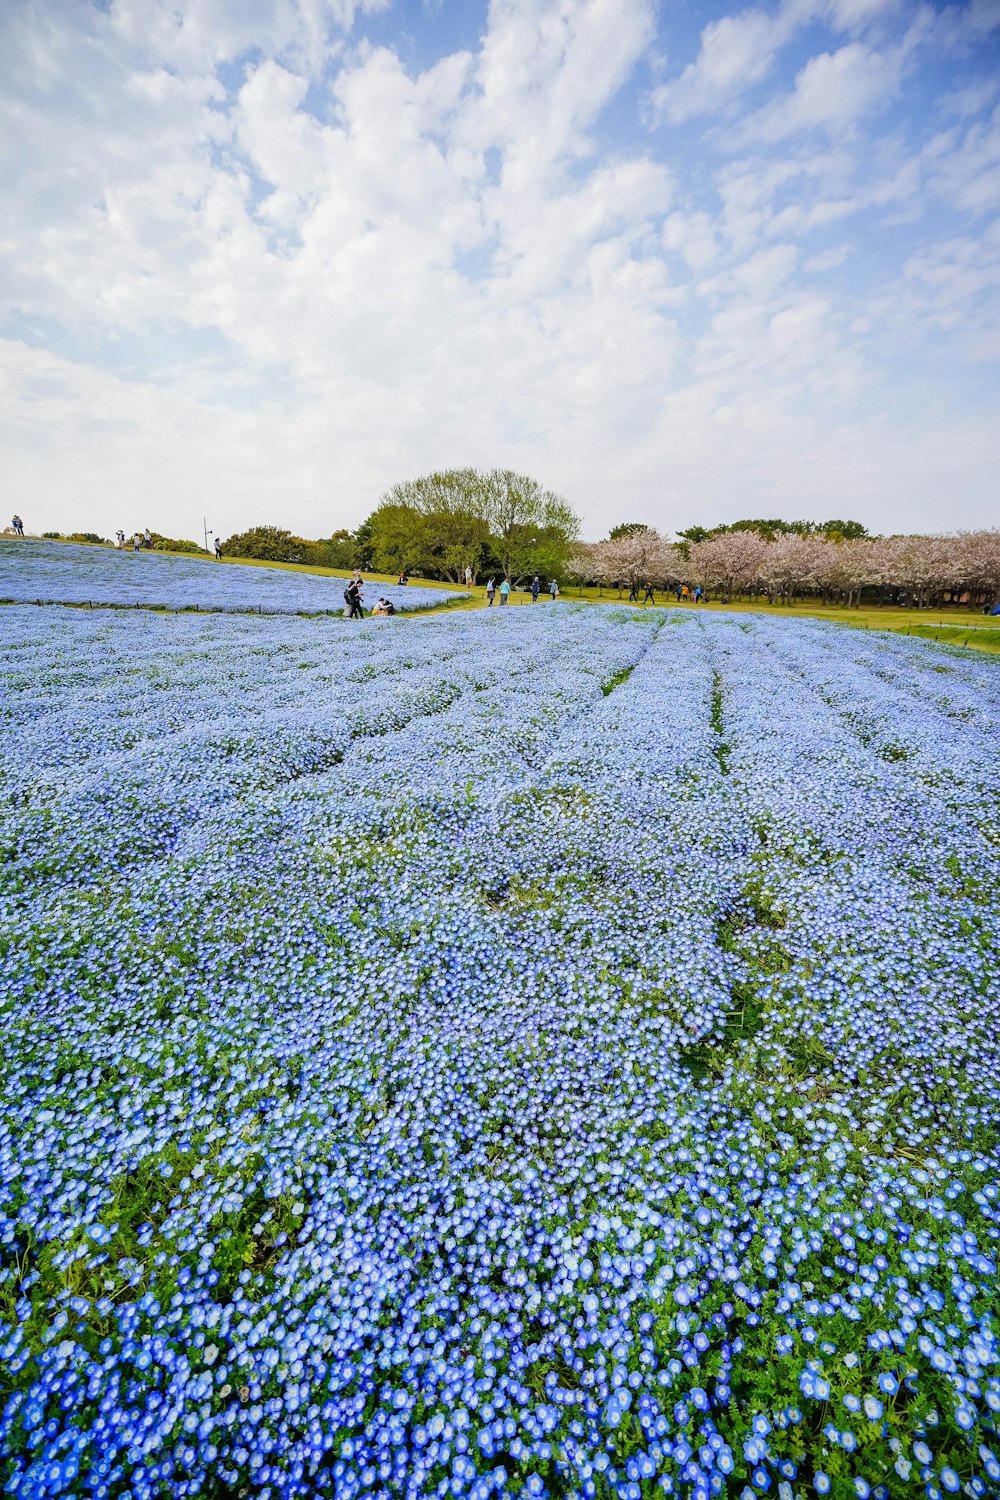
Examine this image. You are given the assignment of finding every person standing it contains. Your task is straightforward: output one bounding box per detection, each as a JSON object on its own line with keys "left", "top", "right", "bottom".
{"left": 531, "top": 576, "right": 540, "bottom": 603}
{"left": 628, "top": 580, "right": 639, "bottom": 604}
{"left": 486, "top": 577, "right": 496, "bottom": 607}
{"left": 133, "top": 532, "right": 141, "bottom": 552}
{"left": 214, "top": 537, "right": 223, "bottom": 560}
{"left": 144, "top": 527, "right": 153, "bottom": 549}
{"left": 549, "top": 579, "right": 559, "bottom": 601}
{"left": 499, "top": 577, "right": 511, "bottom": 606}
{"left": 116, "top": 529, "right": 126, "bottom": 549}
{"left": 643, "top": 582, "right": 655, "bottom": 604}
{"left": 465, "top": 565, "right": 474, "bottom": 589}
{"left": 11, "top": 514, "right": 24, "bottom": 537}
{"left": 694, "top": 584, "right": 702, "bottom": 604}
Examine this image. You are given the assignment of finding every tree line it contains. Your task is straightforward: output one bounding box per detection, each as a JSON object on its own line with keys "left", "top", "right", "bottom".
{"left": 223, "top": 469, "right": 579, "bottom": 584}
{"left": 573, "top": 526, "right": 1000, "bottom": 610}
{"left": 219, "top": 472, "right": 998, "bottom": 609}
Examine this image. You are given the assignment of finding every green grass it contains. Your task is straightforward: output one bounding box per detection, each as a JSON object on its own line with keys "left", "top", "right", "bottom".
{"left": 900, "top": 623, "right": 1000, "bottom": 654}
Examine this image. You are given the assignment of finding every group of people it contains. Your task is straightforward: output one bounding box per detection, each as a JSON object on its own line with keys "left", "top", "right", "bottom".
{"left": 625, "top": 581, "right": 703, "bottom": 604}
{"left": 485, "top": 575, "right": 559, "bottom": 607}
{"left": 116, "top": 528, "right": 153, "bottom": 552}
{"left": 10, "top": 514, "right": 24, "bottom": 537}
{"left": 343, "top": 574, "right": 396, "bottom": 618}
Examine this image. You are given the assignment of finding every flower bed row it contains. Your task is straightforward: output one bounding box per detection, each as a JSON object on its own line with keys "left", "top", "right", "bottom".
{"left": 1, "top": 606, "right": 998, "bottom": 1500}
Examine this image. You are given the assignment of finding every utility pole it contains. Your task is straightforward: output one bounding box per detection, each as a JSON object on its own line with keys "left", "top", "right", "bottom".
{"left": 203, "top": 517, "right": 211, "bottom": 554}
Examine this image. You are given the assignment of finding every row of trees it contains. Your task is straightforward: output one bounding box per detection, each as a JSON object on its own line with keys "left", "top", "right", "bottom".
{"left": 571, "top": 527, "right": 1000, "bottom": 609}
{"left": 222, "top": 485, "right": 997, "bottom": 609}
{"left": 225, "top": 470, "right": 581, "bottom": 584}
{"left": 676, "top": 516, "right": 870, "bottom": 547}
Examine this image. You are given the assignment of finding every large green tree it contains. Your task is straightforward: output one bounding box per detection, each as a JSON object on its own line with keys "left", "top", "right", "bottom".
{"left": 359, "top": 469, "right": 580, "bottom": 583}
{"left": 480, "top": 469, "right": 579, "bottom": 581}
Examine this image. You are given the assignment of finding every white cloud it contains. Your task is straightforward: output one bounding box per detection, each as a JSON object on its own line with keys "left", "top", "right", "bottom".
{"left": 738, "top": 41, "right": 903, "bottom": 142}
{"left": 651, "top": 2, "right": 811, "bottom": 124}
{"left": 0, "top": 0, "right": 998, "bottom": 543}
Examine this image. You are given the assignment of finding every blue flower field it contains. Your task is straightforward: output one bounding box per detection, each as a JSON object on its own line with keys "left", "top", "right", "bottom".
{"left": 0, "top": 541, "right": 458, "bottom": 614}
{"left": 1, "top": 601, "right": 999, "bottom": 1500}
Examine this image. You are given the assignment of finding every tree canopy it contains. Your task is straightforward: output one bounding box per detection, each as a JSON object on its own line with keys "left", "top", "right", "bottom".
{"left": 357, "top": 469, "right": 580, "bottom": 583}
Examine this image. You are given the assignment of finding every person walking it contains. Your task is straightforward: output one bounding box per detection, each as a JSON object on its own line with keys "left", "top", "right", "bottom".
{"left": 499, "top": 577, "right": 511, "bottom": 606}
{"left": 531, "top": 575, "right": 540, "bottom": 603}
{"left": 694, "top": 584, "right": 702, "bottom": 604}
{"left": 549, "top": 578, "right": 558, "bottom": 601}
{"left": 628, "top": 580, "right": 639, "bottom": 604}
{"left": 486, "top": 577, "right": 496, "bottom": 607}
{"left": 11, "top": 514, "right": 24, "bottom": 537}
{"left": 214, "top": 537, "right": 223, "bottom": 560}
{"left": 464, "top": 565, "right": 474, "bottom": 589}
{"left": 642, "top": 582, "right": 655, "bottom": 604}
{"left": 344, "top": 579, "right": 364, "bottom": 619}
{"left": 144, "top": 527, "right": 153, "bottom": 549}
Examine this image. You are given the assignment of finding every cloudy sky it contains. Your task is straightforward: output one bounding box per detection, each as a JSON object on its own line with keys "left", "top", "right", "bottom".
{"left": 2, "top": 0, "right": 999, "bottom": 545}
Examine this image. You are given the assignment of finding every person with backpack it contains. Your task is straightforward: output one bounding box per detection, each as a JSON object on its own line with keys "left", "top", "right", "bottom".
{"left": 344, "top": 579, "right": 364, "bottom": 619}
{"left": 486, "top": 577, "right": 496, "bottom": 607}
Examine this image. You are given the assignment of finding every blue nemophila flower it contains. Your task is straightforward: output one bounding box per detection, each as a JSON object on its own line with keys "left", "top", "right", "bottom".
{"left": 1, "top": 599, "right": 999, "bottom": 1500}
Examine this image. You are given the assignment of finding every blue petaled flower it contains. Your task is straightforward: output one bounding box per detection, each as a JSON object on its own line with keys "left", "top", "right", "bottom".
{"left": 3, "top": 596, "right": 1000, "bottom": 1499}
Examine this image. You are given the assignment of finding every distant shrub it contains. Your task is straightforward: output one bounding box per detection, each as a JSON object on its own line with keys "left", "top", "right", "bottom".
{"left": 42, "top": 531, "right": 62, "bottom": 539}
{"left": 222, "top": 526, "right": 357, "bottom": 570}
{"left": 223, "top": 526, "right": 303, "bottom": 562}
{"left": 66, "top": 532, "right": 108, "bottom": 545}
{"left": 151, "top": 534, "right": 203, "bottom": 555}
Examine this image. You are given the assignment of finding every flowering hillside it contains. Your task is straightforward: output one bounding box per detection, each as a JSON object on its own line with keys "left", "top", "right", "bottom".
{"left": 0, "top": 539, "right": 460, "bottom": 614}
{"left": 1, "top": 605, "right": 998, "bottom": 1500}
